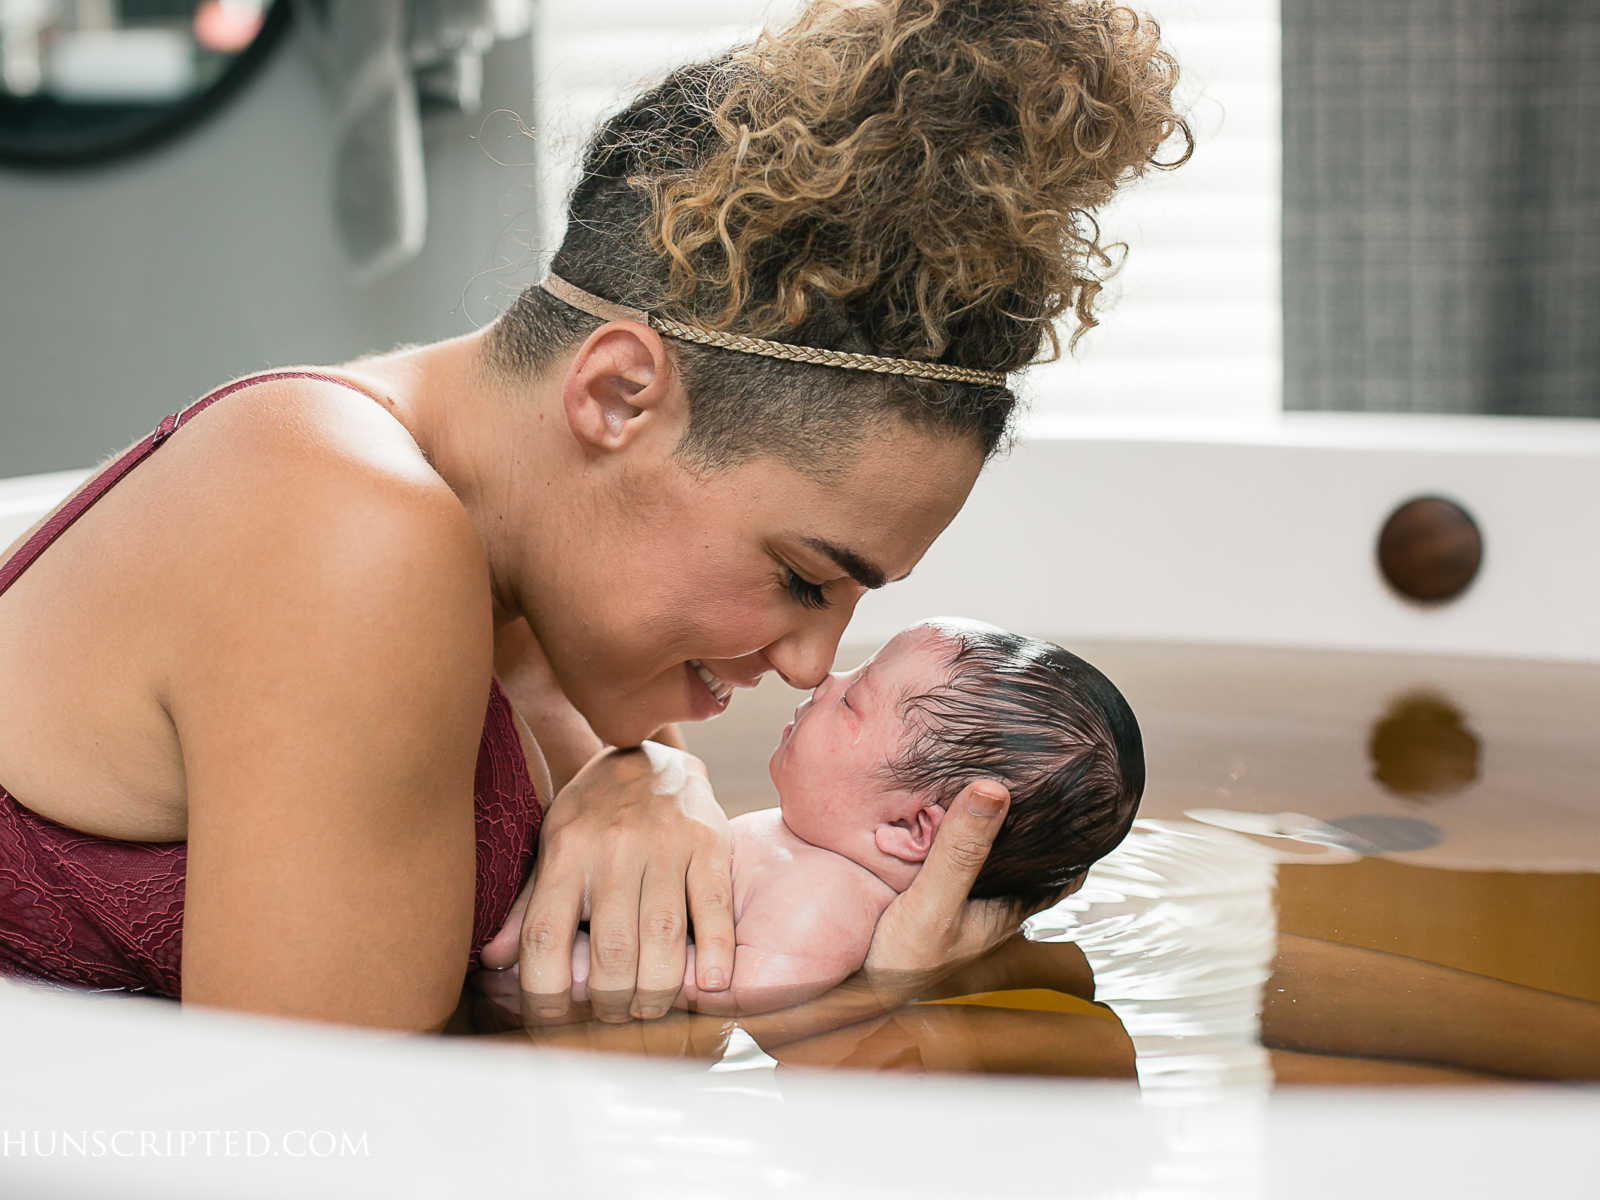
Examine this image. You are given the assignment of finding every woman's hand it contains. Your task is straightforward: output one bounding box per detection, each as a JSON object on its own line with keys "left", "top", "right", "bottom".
{"left": 479, "top": 742, "right": 734, "bottom": 1025}
{"left": 858, "top": 783, "right": 1059, "bottom": 1000}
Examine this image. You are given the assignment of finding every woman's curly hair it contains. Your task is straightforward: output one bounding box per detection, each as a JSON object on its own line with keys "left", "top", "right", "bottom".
{"left": 646, "top": 0, "right": 1191, "bottom": 360}
{"left": 487, "top": 0, "right": 1192, "bottom": 474}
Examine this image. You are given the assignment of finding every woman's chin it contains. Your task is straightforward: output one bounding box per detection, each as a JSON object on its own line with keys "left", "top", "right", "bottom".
{"left": 585, "top": 711, "right": 655, "bottom": 750}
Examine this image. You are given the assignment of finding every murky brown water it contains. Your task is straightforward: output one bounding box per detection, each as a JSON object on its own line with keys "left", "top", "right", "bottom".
{"left": 520, "top": 640, "right": 1600, "bottom": 1088}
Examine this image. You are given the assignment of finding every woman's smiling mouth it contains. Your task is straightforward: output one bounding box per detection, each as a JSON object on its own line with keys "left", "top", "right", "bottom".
{"left": 688, "top": 659, "right": 734, "bottom": 709}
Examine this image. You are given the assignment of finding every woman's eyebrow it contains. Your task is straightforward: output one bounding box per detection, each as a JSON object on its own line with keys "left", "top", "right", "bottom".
{"left": 798, "top": 536, "right": 912, "bottom": 589}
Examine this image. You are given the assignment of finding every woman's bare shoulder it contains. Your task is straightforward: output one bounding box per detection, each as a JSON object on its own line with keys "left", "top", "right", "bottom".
{"left": 155, "top": 372, "right": 493, "bottom": 717}
{"left": 165, "top": 370, "right": 445, "bottom": 501}
{"left": 155, "top": 373, "right": 469, "bottom": 589}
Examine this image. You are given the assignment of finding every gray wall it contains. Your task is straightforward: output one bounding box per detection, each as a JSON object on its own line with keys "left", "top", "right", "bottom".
{"left": 0, "top": 30, "right": 541, "bottom": 478}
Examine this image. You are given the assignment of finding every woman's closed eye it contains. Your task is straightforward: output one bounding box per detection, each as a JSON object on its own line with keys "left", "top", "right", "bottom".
{"left": 782, "top": 567, "right": 830, "bottom": 611}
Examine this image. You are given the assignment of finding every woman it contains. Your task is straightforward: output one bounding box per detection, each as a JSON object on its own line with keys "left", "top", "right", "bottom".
{"left": 0, "top": 0, "right": 1190, "bottom": 1031}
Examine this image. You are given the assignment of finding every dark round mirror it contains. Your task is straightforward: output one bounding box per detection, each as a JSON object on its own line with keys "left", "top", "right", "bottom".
{"left": 0, "top": 0, "right": 290, "bottom": 170}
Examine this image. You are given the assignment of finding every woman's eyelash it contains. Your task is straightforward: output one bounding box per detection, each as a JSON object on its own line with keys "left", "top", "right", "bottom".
{"left": 783, "top": 568, "right": 830, "bottom": 610}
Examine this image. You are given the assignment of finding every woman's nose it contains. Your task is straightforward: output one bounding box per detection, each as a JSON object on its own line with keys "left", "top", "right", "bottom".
{"left": 770, "top": 643, "right": 834, "bottom": 691}
{"left": 808, "top": 671, "right": 845, "bottom": 701}
{"left": 767, "top": 610, "right": 852, "bottom": 691}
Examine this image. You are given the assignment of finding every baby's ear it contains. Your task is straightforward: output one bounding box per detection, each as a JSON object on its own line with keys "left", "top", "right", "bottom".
{"left": 874, "top": 802, "right": 946, "bottom": 864}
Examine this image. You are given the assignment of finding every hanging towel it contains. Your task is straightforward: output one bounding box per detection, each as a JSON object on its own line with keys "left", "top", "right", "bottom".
{"left": 291, "top": 0, "right": 533, "bottom": 284}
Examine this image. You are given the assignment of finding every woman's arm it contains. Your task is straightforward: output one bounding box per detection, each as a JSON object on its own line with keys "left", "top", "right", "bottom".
{"left": 173, "top": 455, "right": 494, "bottom": 1031}
{"left": 1263, "top": 933, "right": 1600, "bottom": 1080}
{"left": 492, "top": 615, "right": 602, "bottom": 794}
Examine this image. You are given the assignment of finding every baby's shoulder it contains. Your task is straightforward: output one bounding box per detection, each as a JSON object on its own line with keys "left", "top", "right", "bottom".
{"left": 733, "top": 811, "right": 891, "bottom": 944}
{"left": 730, "top": 808, "right": 861, "bottom": 879}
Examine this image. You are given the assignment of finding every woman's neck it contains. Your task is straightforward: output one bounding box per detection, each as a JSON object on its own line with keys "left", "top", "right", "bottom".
{"left": 330, "top": 327, "right": 570, "bottom": 630}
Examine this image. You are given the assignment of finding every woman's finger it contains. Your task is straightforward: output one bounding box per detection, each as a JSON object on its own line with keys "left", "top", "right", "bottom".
{"left": 463, "top": 964, "right": 524, "bottom": 1033}
{"left": 518, "top": 869, "right": 586, "bottom": 1026}
{"left": 480, "top": 870, "right": 538, "bottom": 970}
{"left": 685, "top": 839, "right": 735, "bottom": 993}
{"left": 632, "top": 860, "right": 689, "bottom": 1019}
{"left": 584, "top": 856, "right": 645, "bottom": 1023}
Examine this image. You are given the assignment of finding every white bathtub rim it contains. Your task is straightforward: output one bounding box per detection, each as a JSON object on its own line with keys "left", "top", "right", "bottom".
{"left": 2, "top": 972, "right": 1598, "bottom": 1199}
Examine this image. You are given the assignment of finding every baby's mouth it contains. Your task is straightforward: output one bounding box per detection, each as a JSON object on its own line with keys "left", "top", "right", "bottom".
{"left": 688, "top": 659, "right": 734, "bottom": 707}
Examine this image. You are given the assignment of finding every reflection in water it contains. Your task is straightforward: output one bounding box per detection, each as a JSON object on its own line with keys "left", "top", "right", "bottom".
{"left": 501, "top": 824, "right": 1600, "bottom": 1088}
{"left": 1367, "top": 692, "right": 1480, "bottom": 799}
{"left": 1320, "top": 813, "right": 1442, "bottom": 854}
{"left": 754, "top": 820, "right": 1600, "bottom": 1088}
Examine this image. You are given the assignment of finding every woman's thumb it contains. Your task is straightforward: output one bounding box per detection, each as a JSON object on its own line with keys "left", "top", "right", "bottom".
{"left": 926, "top": 781, "right": 1009, "bottom": 891}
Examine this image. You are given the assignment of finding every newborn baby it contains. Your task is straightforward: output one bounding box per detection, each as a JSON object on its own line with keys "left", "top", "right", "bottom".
{"left": 494, "top": 618, "right": 1145, "bottom": 1018}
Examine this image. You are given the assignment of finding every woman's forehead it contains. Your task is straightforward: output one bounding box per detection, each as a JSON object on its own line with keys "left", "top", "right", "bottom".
{"left": 782, "top": 422, "right": 980, "bottom": 501}
{"left": 765, "top": 447, "right": 980, "bottom": 567}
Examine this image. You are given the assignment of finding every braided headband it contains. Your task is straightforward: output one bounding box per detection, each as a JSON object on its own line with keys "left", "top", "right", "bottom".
{"left": 540, "top": 274, "right": 1008, "bottom": 388}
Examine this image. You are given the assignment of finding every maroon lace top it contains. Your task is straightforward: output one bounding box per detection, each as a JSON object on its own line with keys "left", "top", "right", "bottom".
{"left": 0, "top": 371, "right": 542, "bottom": 996}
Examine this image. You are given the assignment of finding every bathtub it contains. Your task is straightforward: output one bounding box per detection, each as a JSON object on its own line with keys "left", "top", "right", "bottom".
{"left": 2, "top": 412, "right": 1598, "bottom": 1197}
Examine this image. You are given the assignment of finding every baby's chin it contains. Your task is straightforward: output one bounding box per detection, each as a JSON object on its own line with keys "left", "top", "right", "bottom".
{"left": 766, "top": 750, "right": 800, "bottom": 820}
{"left": 767, "top": 722, "right": 795, "bottom": 789}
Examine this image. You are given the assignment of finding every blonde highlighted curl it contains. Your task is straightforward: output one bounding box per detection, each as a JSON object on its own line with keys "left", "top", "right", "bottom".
{"left": 635, "top": 0, "right": 1193, "bottom": 361}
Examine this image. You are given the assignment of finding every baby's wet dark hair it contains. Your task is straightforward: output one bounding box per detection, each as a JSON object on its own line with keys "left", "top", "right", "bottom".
{"left": 879, "top": 629, "right": 1144, "bottom": 912}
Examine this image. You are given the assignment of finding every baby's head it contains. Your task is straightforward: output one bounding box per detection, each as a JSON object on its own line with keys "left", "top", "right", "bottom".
{"left": 769, "top": 619, "right": 1144, "bottom": 910}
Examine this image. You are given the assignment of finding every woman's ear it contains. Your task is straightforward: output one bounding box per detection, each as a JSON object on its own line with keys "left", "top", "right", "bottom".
{"left": 874, "top": 802, "right": 947, "bottom": 864}
{"left": 561, "top": 322, "right": 678, "bottom": 452}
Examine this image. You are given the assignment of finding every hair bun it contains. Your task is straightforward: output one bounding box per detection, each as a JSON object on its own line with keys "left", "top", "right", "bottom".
{"left": 642, "top": 0, "right": 1193, "bottom": 364}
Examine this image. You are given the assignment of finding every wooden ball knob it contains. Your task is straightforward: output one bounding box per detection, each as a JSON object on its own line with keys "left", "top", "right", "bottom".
{"left": 1377, "top": 496, "right": 1483, "bottom": 604}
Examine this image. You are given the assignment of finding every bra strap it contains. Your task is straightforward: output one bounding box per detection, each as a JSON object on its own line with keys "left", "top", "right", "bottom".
{"left": 0, "top": 370, "right": 376, "bottom": 599}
